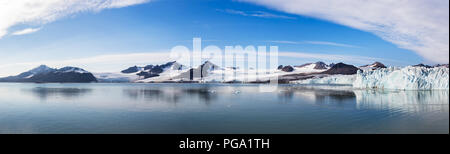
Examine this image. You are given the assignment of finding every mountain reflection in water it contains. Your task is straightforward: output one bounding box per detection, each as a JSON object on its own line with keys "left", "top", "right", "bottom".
{"left": 123, "top": 87, "right": 219, "bottom": 105}
{"left": 26, "top": 87, "right": 93, "bottom": 100}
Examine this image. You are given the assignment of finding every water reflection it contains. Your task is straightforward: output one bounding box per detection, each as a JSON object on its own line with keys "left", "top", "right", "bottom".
{"left": 123, "top": 88, "right": 181, "bottom": 104}
{"left": 0, "top": 83, "right": 448, "bottom": 133}
{"left": 182, "top": 88, "right": 218, "bottom": 105}
{"left": 123, "top": 87, "right": 218, "bottom": 105}
{"left": 14, "top": 84, "right": 450, "bottom": 113}
{"left": 26, "top": 87, "right": 92, "bottom": 100}
{"left": 278, "top": 86, "right": 356, "bottom": 106}
{"left": 276, "top": 86, "right": 449, "bottom": 113}
{"left": 314, "top": 90, "right": 356, "bottom": 106}
{"left": 354, "top": 90, "right": 449, "bottom": 113}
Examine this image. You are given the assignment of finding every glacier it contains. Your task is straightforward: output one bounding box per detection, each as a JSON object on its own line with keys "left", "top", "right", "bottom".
{"left": 292, "top": 66, "right": 449, "bottom": 90}
{"left": 353, "top": 66, "right": 449, "bottom": 90}
{"left": 292, "top": 74, "right": 355, "bottom": 85}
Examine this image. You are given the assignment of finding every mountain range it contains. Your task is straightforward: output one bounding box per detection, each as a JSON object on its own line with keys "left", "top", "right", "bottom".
{"left": 0, "top": 61, "right": 448, "bottom": 83}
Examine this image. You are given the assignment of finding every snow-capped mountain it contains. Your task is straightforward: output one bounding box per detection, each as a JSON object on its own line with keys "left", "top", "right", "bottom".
{"left": 278, "top": 65, "right": 294, "bottom": 72}
{"left": 24, "top": 65, "right": 56, "bottom": 75}
{"left": 130, "top": 61, "right": 356, "bottom": 83}
{"left": 293, "top": 61, "right": 330, "bottom": 73}
{"left": 287, "top": 62, "right": 358, "bottom": 84}
{"left": 275, "top": 62, "right": 357, "bottom": 83}
{"left": 359, "top": 62, "right": 387, "bottom": 71}
{"left": 321, "top": 63, "right": 359, "bottom": 75}
{"left": 0, "top": 65, "right": 97, "bottom": 83}
{"left": 140, "top": 61, "right": 222, "bottom": 83}
{"left": 94, "top": 61, "right": 188, "bottom": 82}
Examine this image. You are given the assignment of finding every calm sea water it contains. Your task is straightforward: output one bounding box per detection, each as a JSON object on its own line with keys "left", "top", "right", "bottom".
{"left": 0, "top": 83, "right": 448, "bottom": 134}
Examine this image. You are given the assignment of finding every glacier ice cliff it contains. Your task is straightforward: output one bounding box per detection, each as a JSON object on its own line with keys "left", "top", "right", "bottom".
{"left": 353, "top": 66, "right": 449, "bottom": 90}
{"left": 293, "top": 66, "right": 449, "bottom": 90}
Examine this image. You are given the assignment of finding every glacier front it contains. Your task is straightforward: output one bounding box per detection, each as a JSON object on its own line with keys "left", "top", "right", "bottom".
{"left": 353, "top": 66, "right": 449, "bottom": 90}
{"left": 292, "top": 66, "right": 449, "bottom": 90}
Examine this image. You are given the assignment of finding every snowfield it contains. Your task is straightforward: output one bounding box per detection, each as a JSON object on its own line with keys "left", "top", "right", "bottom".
{"left": 94, "top": 72, "right": 140, "bottom": 82}
{"left": 292, "top": 74, "right": 355, "bottom": 85}
{"left": 100, "top": 62, "right": 330, "bottom": 83}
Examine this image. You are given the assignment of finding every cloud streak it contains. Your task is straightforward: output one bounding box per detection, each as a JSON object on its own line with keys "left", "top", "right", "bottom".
{"left": 11, "top": 28, "right": 41, "bottom": 36}
{"left": 240, "top": 0, "right": 450, "bottom": 63}
{"left": 269, "top": 40, "right": 360, "bottom": 48}
{"left": 0, "top": 0, "right": 150, "bottom": 38}
{"left": 218, "top": 9, "right": 296, "bottom": 20}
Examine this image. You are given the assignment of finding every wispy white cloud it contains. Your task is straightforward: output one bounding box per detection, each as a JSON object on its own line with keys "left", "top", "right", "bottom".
{"left": 218, "top": 9, "right": 296, "bottom": 20}
{"left": 303, "top": 41, "right": 359, "bottom": 48}
{"left": 11, "top": 28, "right": 41, "bottom": 36}
{"left": 240, "top": 0, "right": 450, "bottom": 63}
{"left": 0, "top": 0, "right": 150, "bottom": 38}
{"left": 269, "top": 40, "right": 360, "bottom": 48}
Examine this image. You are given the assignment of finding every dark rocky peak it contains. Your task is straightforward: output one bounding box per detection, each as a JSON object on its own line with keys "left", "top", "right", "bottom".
{"left": 433, "top": 64, "right": 449, "bottom": 68}
{"left": 413, "top": 63, "right": 433, "bottom": 68}
{"left": 144, "top": 65, "right": 154, "bottom": 70}
{"left": 361, "top": 62, "right": 387, "bottom": 68}
{"left": 322, "top": 63, "right": 359, "bottom": 75}
{"left": 159, "top": 61, "right": 177, "bottom": 69}
{"left": 277, "top": 65, "right": 284, "bottom": 70}
{"left": 281, "top": 65, "right": 294, "bottom": 72}
{"left": 147, "top": 61, "right": 179, "bottom": 73}
{"left": 134, "top": 61, "right": 185, "bottom": 79}
{"left": 313, "top": 61, "right": 329, "bottom": 69}
{"left": 329, "top": 63, "right": 336, "bottom": 68}
{"left": 372, "top": 62, "right": 387, "bottom": 68}
{"left": 121, "top": 66, "right": 140, "bottom": 74}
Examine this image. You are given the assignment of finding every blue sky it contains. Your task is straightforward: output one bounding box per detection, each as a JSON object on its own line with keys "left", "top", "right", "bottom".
{"left": 0, "top": 0, "right": 448, "bottom": 76}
